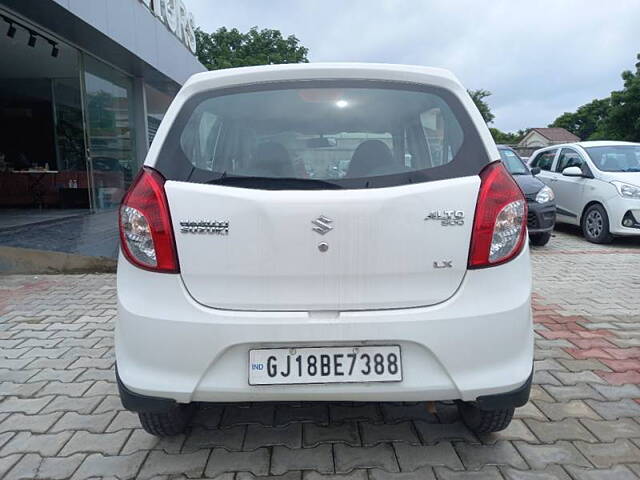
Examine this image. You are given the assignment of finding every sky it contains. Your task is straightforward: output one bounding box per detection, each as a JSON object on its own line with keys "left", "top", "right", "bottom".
{"left": 187, "top": 0, "right": 640, "bottom": 132}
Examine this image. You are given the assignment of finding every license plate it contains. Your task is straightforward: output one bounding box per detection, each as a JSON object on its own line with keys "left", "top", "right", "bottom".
{"left": 249, "top": 345, "right": 402, "bottom": 385}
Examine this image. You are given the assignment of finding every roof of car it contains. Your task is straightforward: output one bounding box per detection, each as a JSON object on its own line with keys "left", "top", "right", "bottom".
{"left": 536, "top": 141, "right": 639, "bottom": 150}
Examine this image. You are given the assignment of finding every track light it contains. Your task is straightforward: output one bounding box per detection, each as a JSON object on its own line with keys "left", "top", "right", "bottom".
{"left": 50, "top": 41, "right": 59, "bottom": 58}
{"left": 6, "top": 22, "right": 16, "bottom": 38}
{"left": 27, "top": 30, "right": 36, "bottom": 47}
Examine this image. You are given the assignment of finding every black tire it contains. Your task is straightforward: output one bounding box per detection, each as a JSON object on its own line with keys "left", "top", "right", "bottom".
{"left": 529, "top": 232, "right": 551, "bottom": 246}
{"left": 457, "top": 402, "right": 514, "bottom": 434}
{"left": 581, "top": 204, "right": 614, "bottom": 244}
{"left": 138, "top": 404, "right": 195, "bottom": 436}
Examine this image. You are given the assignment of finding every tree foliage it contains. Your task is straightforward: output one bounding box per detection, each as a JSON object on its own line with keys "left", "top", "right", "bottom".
{"left": 549, "top": 98, "right": 611, "bottom": 141}
{"left": 467, "top": 89, "right": 495, "bottom": 124}
{"left": 550, "top": 53, "right": 640, "bottom": 142}
{"left": 489, "top": 127, "right": 526, "bottom": 145}
{"left": 598, "top": 53, "right": 640, "bottom": 141}
{"left": 195, "top": 26, "right": 309, "bottom": 71}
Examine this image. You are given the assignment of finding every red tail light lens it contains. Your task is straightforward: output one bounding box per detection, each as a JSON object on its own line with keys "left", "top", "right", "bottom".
{"left": 119, "top": 167, "right": 179, "bottom": 273}
{"left": 468, "top": 161, "right": 527, "bottom": 268}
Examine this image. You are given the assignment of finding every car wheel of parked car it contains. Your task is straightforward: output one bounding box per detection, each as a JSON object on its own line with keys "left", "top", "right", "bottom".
{"left": 138, "top": 404, "right": 195, "bottom": 436}
{"left": 529, "top": 232, "right": 551, "bottom": 246}
{"left": 457, "top": 402, "right": 514, "bottom": 433}
{"left": 582, "top": 204, "right": 614, "bottom": 244}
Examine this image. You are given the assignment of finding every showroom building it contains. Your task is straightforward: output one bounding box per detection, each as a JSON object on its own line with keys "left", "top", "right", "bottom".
{"left": 0, "top": 0, "right": 205, "bottom": 261}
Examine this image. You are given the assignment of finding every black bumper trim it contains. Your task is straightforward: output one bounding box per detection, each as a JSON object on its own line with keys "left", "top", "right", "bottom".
{"left": 474, "top": 367, "right": 533, "bottom": 411}
{"left": 116, "top": 367, "right": 177, "bottom": 413}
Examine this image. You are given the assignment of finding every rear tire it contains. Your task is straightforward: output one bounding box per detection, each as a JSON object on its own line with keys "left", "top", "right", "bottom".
{"left": 582, "top": 204, "right": 614, "bottom": 244}
{"left": 138, "top": 404, "right": 195, "bottom": 436}
{"left": 457, "top": 402, "right": 514, "bottom": 434}
{"left": 529, "top": 232, "right": 551, "bottom": 246}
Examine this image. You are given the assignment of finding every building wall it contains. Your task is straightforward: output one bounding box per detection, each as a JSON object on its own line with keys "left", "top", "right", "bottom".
{"left": 49, "top": 0, "right": 205, "bottom": 86}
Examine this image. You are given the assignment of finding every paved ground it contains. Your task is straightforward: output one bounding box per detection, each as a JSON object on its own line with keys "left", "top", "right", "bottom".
{"left": 0, "top": 210, "right": 119, "bottom": 259}
{"left": 1, "top": 227, "right": 639, "bottom": 479}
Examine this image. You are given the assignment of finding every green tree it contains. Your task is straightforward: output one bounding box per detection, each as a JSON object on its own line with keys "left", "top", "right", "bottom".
{"left": 597, "top": 53, "right": 640, "bottom": 141}
{"left": 549, "top": 98, "right": 611, "bottom": 141}
{"left": 467, "top": 89, "right": 495, "bottom": 124}
{"left": 489, "top": 127, "right": 524, "bottom": 145}
{"left": 196, "top": 26, "right": 309, "bottom": 70}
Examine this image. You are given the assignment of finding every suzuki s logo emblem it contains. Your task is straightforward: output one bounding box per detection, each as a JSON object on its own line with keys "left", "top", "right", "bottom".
{"left": 311, "top": 215, "right": 333, "bottom": 235}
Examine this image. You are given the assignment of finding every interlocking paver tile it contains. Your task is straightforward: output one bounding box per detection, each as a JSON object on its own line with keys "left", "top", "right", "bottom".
{"left": 181, "top": 425, "right": 244, "bottom": 452}
{"left": 71, "top": 451, "right": 147, "bottom": 480}
{"left": 514, "top": 441, "right": 591, "bottom": 469}
{"left": 501, "top": 465, "right": 572, "bottom": 479}
{"left": 394, "top": 442, "right": 463, "bottom": 471}
{"left": 534, "top": 400, "right": 600, "bottom": 421}
{"left": 574, "top": 439, "right": 640, "bottom": 468}
{"left": 455, "top": 441, "right": 528, "bottom": 469}
{"left": 524, "top": 418, "right": 596, "bottom": 443}
{"left": 138, "top": 450, "right": 209, "bottom": 479}
{"left": 360, "top": 421, "right": 420, "bottom": 446}
{"left": 579, "top": 418, "right": 640, "bottom": 441}
{"left": 435, "top": 467, "right": 504, "bottom": 479}
{"left": 542, "top": 384, "right": 605, "bottom": 402}
{"left": 271, "top": 445, "right": 334, "bottom": 475}
{"left": 0, "top": 412, "right": 62, "bottom": 433}
{"left": 584, "top": 399, "right": 640, "bottom": 419}
{"left": 0, "top": 431, "right": 73, "bottom": 456}
{"left": 369, "top": 468, "right": 436, "bottom": 479}
{"left": 564, "top": 465, "right": 639, "bottom": 480}
{"left": 4, "top": 453, "right": 85, "bottom": 480}
{"left": 59, "top": 429, "right": 130, "bottom": 455}
{"left": 121, "top": 428, "right": 184, "bottom": 455}
{"left": 244, "top": 423, "right": 302, "bottom": 450}
{"left": 414, "top": 421, "right": 477, "bottom": 444}
{"left": 303, "top": 422, "right": 360, "bottom": 447}
{"left": 205, "top": 447, "right": 271, "bottom": 477}
{"left": 334, "top": 443, "right": 399, "bottom": 473}
{"left": 50, "top": 411, "right": 117, "bottom": 433}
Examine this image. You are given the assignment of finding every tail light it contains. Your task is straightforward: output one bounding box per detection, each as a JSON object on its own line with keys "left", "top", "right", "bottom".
{"left": 468, "top": 161, "right": 527, "bottom": 268}
{"left": 119, "top": 167, "right": 179, "bottom": 273}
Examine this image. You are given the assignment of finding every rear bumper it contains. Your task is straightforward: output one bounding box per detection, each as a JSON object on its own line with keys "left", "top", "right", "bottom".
{"left": 527, "top": 201, "right": 556, "bottom": 234}
{"left": 115, "top": 247, "right": 533, "bottom": 405}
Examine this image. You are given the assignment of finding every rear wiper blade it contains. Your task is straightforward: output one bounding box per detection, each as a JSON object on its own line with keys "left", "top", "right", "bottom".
{"left": 208, "top": 175, "right": 345, "bottom": 190}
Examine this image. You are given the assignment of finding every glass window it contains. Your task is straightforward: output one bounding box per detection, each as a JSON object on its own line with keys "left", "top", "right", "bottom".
{"left": 145, "top": 84, "right": 174, "bottom": 146}
{"left": 170, "top": 83, "right": 475, "bottom": 188}
{"left": 531, "top": 150, "right": 557, "bottom": 171}
{"left": 84, "top": 56, "right": 136, "bottom": 209}
{"left": 584, "top": 145, "right": 640, "bottom": 172}
{"left": 499, "top": 148, "right": 529, "bottom": 175}
{"left": 556, "top": 148, "right": 584, "bottom": 172}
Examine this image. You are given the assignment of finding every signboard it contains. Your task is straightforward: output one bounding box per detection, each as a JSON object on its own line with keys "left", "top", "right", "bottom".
{"left": 139, "top": 0, "right": 197, "bottom": 54}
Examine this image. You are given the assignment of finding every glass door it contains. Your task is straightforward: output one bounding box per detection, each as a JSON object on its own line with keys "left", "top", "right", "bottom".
{"left": 82, "top": 55, "right": 136, "bottom": 211}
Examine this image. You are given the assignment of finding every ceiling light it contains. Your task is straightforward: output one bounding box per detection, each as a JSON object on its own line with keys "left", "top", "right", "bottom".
{"left": 6, "top": 22, "right": 16, "bottom": 38}
{"left": 335, "top": 100, "right": 349, "bottom": 108}
{"left": 28, "top": 31, "right": 36, "bottom": 47}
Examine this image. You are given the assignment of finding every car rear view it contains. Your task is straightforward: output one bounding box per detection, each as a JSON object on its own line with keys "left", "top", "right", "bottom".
{"left": 115, "top": 63, "right": 533, "bottom": 436}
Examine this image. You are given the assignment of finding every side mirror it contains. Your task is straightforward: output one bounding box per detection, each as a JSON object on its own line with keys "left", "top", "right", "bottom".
{"left": 562, "top": 166, "right": 583, "bottom": 177}
{"left": 530, "top": 167, "right": 541, "bottom": 176}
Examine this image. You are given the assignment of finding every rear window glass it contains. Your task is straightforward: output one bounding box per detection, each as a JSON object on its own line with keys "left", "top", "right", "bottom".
{"left": 156, "top": 81, "right": 489, "bottom": 189}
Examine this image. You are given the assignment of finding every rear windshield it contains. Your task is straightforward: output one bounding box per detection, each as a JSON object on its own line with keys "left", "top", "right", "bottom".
{"left": 155, "top": 81, "right": 490, "bottom": 189}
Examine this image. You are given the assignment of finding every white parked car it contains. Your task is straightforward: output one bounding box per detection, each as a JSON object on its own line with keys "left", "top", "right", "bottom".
{"left": 529, "top": 141, "right": 640, "bottom": 243}
{"left": 116, "top": 63, "right": 533, "bottom": 436}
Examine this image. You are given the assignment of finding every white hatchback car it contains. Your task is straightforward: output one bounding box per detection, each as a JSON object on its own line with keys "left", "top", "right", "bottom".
{"left": 529, "top": 141, "right": 640, "bottom": 243}
{"left": 116, "top": 63, "right": 533, "bottom": 436}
